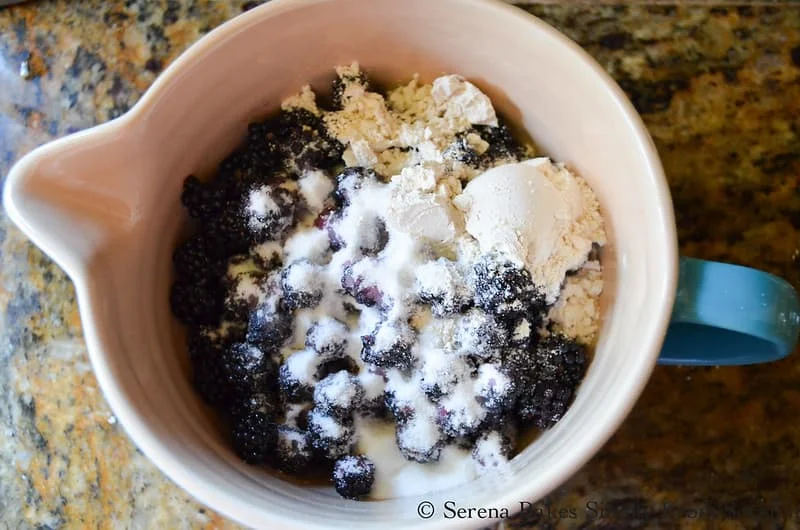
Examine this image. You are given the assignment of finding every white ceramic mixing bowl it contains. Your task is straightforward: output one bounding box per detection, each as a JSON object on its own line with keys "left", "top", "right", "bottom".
{"left": 3, "top": 0, "right": 677, "bottom": 528}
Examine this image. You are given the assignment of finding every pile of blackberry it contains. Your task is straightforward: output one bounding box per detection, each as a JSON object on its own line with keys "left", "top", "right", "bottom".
{"left": 169, "top": 66, "right": 590, "bottom": 501}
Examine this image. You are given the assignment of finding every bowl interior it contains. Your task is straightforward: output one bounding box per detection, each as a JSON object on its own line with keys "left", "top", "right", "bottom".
{"left": 31, "top": 0, "right": 676, "bottom": 528}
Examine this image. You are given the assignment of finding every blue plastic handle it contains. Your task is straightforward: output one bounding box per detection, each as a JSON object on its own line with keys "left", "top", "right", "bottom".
{"left": 659, "top": 257, "right": 800, "bottom": 365}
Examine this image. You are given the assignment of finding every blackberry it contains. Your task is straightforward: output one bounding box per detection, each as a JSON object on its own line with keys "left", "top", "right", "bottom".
{"left": 219, "top": 342, "right": 277, "bottom": 398}
{"left": 454, "top": 309, "right": 508, "bottom": 362}
{"left": 186, "top": 322, "right": 244, "bottom": 363}
{"left": 191, "top": 350, "right": 230, "bottom": 407}
{"left": 226, "top": 392, "right": 278, "bottom": 423}
{"left": 414, "top": 258, "right": 472, "bottom": 317}
{"left": 321, "top": 209, "right": 345, "bottom": 251}
{"left": 473, "top": 121, "right": 524, "bottom": 163}
{"left": 250, "top": 241, "right": 284, "bottom": 271}
{"left": 331, "top": 68, "right": 370, "bottom": 110}
{"left": 437, "top": 391, "right": 486, "bottom": 439}
{"left": 283, "top": 402, "right": 313, "bottom": 430}
{"left": 506, "top": 312, "right": 541, "bottom": 350}
{"left": 357, "top": 216, "right": 388, "bottom": 257}
{"left": 230, "top": 410, "right": 278, "bottom": 465}
{"left": 334, "top": 167, "right": 380, "bottom": 206}
{"left": 327, "top": 211, "right": 387, "bottom": 256}
{"left": 358, "top": 369, "right": 388, "bottom": 418}
{"left": 275, "top": 109, "right": 344, "bottom": 172}
{"left": 443, "top": 134, "right": 480, "bottom": 167}
{"left": 474, "top": 363, "right": 516, "bottom": 413}
{"left": 396, "top": 414, "right": 444, "bottom": 463}
{"left": 305, "top": 317, "right": 350, "bottom": 359}
{"left": 170, "top": 278, "right": 223, "bottom": 326}
{"left": 207, "top": 203, "right": 251, "bottom": 256}
{"left": 213, "top": 148, "right": 276, "bottom": 202}
{"left": 307, "top": 408, "right": 355, "bottom": 460}
{"left": 278, "top": 349, "right": 319, "bottom": 402}
{"left": 315, "top": 356, "right": 359, "bottom": 381}
{"left": 238, "top": 127, "right": 284, "bottom": 183}
{"left": 332, "top": 455, "right": 375, "bottom": 500}
{"left": 273, "top": 426, "right": 314, "bottom": 474}
{"left": 223, "top": 263, "right": 270, "bottom": 322}
{"left": 341, "top": 260, "right": 385, "bottom": 308}
{"left": 472, "top": 430, "right": 514, "bottom": 474}
{"left": 501, "top": 346, "right": 536, "bottom": 386}
{"left": 536, "top": 335, "right": 587, "bottom": 384}
{"left": 514, "top": 335, "right": 587, "bottom": 429}
{"left": 516, "top": 382, "right": 575, "bottom": 430}
{"left": 361, "top": 320, "right": 417, "bottom": 371}
{"left": 384, "top": 389, "right": 415, "bottom": 424}
{"left": 180, "top": 175, "right": 227, "bottom": 220}
{"left": 470, "top": 253, "right": 545, "bottom": 318}
{"left": 243, "top": 184, "right": 297, "bottom": 242}
{"left": 281, "top": 259, "right": 325, "bottom": 310}
{"left": 245, "top": 297, "right": 294, "bottom": 351}
{"left": 419, "top": 356, "right": 471, "bottom": 402}
{"left": 313, "top": 371, "right": 364, "bottom": 419}
{"left": 173, "top": 234, "right": 227, "bottom": 283}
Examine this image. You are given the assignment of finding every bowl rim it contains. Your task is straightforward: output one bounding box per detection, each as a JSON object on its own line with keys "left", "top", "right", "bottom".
{"left": 2, "top": 0, "right": 678, "bottom": 528}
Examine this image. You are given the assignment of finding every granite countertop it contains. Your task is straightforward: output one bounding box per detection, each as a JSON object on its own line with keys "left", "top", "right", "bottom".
{"left": 1, "top": 2, "right": 799, "bottom": 529}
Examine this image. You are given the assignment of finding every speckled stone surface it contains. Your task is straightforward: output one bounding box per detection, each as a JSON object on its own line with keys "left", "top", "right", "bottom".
{"left": 0, "top": 2, "right": 798, "bottom": 529}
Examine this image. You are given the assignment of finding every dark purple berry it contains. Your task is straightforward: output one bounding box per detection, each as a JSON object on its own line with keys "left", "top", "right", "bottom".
{"left": 230, "top": 410, "right": 277, "bottom": 465}
{"left": 278, "top": 349, "right": 319, "bottom": 402}
{"left": 341, "top": 260, "right": 385, "bottom": 308}
{"left": 207, "top": 203, "right": 251, "bottom": 256}
{"left": 223, "top": 262, "right": 270, "bottom": 321}
{"left": 226, "top": 392, "right": 278, "bottom": 423}
{"left": 191, "top": 350, "right": 230, "bottom": 407}
{"left": 173, "top": 234, "right": 226, "bottom": 283}
{"left": 396, "top": 415, "right": 443, "bottom": 463}
{"left": 313, "top": 371, "right": 364, "bottom": 419}
{"left": 283, "top": 402, "right": 313, "bottom": 430}
{"left": 472, "top": 430, "right": 514, "bottom": 473}
{"left": 305, "top": 317, "right": 349, "bottom": 359}
{"left": 415, "top": 258, "right": 472, "bottom": 317}
{"left": 273, "top": 426, "right": 314, "bottom": 474}
{"left": 332, "top": 455, "right": 375, "bottom": 500}
{"left": 276, "top": 109, "right": 344, "bottom": 172}
{"left": 334, "top": 167, "right": 380, "bottom": 205}
{"left": 358, "top": 369, "right": 388, "bottom": 417}
{"left": 506, "top": 312, "right": 541, "bottom": 350}
{"left": 470, "top": 253, "right": 544, "bottom": 317}
{"left": 315, "top": 356, "right": 359, "bottom": 381}
{"left": 361, "top": 320, "right": 417, "bottom": 371}
{"left": 473, "top": 121, "right": 524, "bottom": 163}
{"left": 307, "top": 409, "right": 355, "bottom": 460}
{"left": 419, "top": 356, "right": 471, "bottom": 402}
{"left": 436, "top": 398, "right": 485, "bottom": 439}
{"left": 455, "top": 309, "right": 508, "bottom": 362}
{"left": 220, "top": 342, "right": 276, "bottom": 398}
{"left": 513, "top": 335, "right": 587, "bottom": 429}
{"left": 443, "top": 135, "right": 480, "bottom": 167}
{"left": 331, "top": 68, "right": 370, "bottom": 110}
{"left": 245, "top": 297, "right": 294, "bottom": 351}
{"left": 180, "top": 175, "right": 227, "bottom": 220}
{"left": 243, "top": 184, "right": 297, "bottom": 242}
{"left": 170, "top": 278, "right": 223, "bottom": 326}
{"left": 384, "top": 390, "right": 415, "bottom": 424}
{"left": 281, "top": 259, "right": 324, "bottom": 310}
{"left": 474, "top": 363, "right": 516, "bottom": 413}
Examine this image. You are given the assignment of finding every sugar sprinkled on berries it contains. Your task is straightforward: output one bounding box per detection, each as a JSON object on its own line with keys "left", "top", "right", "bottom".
{"left": 170, "top": 63, "right": 606, "bottom": 501}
